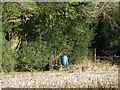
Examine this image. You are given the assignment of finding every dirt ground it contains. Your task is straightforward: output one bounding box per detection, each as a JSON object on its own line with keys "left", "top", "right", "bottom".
{"left": 0, "top": 62, "right": 119, "bottom": 89}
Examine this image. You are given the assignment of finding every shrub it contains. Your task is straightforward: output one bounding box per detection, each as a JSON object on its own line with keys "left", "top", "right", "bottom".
{"left": 16, "top": 40, "right": 51, "bottom": 71}
{"left": 2, "top": 35, "right": 18, "bottom": 72}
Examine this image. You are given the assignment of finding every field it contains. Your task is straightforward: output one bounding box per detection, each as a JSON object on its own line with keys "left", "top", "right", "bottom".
{"left": 0, "top": 59, "right": 119, "bottom": 89}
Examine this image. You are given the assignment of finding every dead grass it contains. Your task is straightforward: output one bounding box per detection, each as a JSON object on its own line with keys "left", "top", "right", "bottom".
{"left": 68, "top": 57, "right": 118, "bottom": 72}
{"left": 1, "top": 57, "right": 119, "bottom": 88}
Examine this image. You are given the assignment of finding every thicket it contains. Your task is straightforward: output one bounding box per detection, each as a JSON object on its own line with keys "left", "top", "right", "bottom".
{"left": 1, "top": 2, "right": 119, "bottom": 72}
{"left": 92, "top": 2, "right": 120, "bottom": 56}
{"left": 2, "top": 34, "right": 18, "bottom": 72}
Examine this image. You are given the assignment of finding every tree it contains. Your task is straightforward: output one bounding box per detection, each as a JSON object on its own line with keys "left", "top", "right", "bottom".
{"left": 2, "top": 2, "right": 98, "bottom": 71}
{"left": 92, "top": 2, "right": 120, "bottom": 56}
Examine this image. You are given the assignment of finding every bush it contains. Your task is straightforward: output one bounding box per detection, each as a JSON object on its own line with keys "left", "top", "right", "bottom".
{"left": 16, "top": 40, "right": 51, "bottom": 71}
{"left": 0, "top": 36, "right": 2, "bottom": 72}
{"left": 2, "top": 2, "right": 98, "bottom": 72}
{"left": 2, "top": 35, "right": 18, "bottom": 72}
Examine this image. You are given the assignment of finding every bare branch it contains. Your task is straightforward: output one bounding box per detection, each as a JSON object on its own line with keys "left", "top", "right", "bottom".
{"left": 8, "top": 19, "right": 21, "bottom": 23}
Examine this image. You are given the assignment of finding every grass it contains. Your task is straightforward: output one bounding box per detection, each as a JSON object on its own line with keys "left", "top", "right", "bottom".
{"left": 4, "top": 71, "right": 25, "bottom": 75}
{"left": 69, "top": 70, "right": 75, "bottom": 73}
{"left": 3, "top": 70, "right": 42, "bottom": 75}
{"left": 80, "top": 57, "right": 116, "bottom": 68}
{"left": 2, "top": 57, "right": 118, "bottom": 74}
{"left": 62, "top": 67, "right": 70, "bottom": 71}
{"left": 68, "top": 57, "right": 118, "bottom": 72}
{"left": 30, "top": 69, "right": 40, "bottom": 72}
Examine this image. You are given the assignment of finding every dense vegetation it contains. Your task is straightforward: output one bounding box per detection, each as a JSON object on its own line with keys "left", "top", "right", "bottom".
{"left": 1, "top": 2, "right": 120, "bottom": 72}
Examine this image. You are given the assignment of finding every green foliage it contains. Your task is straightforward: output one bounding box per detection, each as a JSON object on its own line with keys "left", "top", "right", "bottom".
{"left": 0, "top": 3, "right": 2, "bottom": 72}
{"left": 69, "top": 70, "right": 75, "bottom": 73}
{"left": 33, "top": 3, "right": 96, "bottom": 64}
{"left": 2, "top": 3, "right": 21, "bottom": 34}
{"left": 2, "top": 2, "right": 98, "bottom": 71}
{"left": 2, "top": 34, "right": 18, "bottom": 72}
{"left": 93, "top": 5, "right": 120, "bottom": 57}
{"left": 17, "top": 40, "right": 50, "bottom": 71}
{"left": 82, "top": 66, "right": 85, "bottom": 72}
{"left": 0, "top": 51, "right": 1, "bottom": 72}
